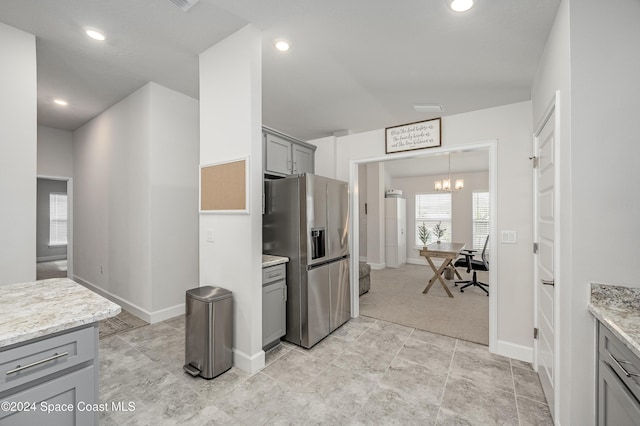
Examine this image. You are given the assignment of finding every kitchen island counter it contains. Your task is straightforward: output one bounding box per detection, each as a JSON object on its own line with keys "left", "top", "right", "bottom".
{"left": 588, "top": 283, "right": 640, "bottom": 358}
{"left": 0, "top": 278, "right": 120, "bottom": 348}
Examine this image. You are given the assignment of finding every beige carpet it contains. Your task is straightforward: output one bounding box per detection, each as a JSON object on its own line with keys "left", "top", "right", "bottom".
{"left": 359, "top": 263, "right": 489, "bottom": 345}
{"left": 36, "top": 259, "right": 68, "bottom": 280}
{"left": 99, "top": 309, "right": 148, "bottom": 339}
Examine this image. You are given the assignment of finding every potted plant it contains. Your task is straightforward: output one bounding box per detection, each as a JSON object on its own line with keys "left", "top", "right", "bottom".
{"left": 418, "top": 222, "right": 431, "bottom": 248}
{"left": 432, "top": 221, "right": 446, "bottom": 244}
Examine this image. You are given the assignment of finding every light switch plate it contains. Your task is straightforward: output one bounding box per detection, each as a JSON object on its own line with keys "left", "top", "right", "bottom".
{"left": 501, "top": 230, "right": 517, "bottom": 244}
{"left": 206, "top": 230, "right": 214, "bottom": 242}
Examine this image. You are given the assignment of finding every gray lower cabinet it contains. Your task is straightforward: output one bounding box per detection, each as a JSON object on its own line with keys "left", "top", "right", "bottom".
{"left": 0, "top": 325, "right": 98, "bottom": 426}
{"left": 597, "top": 322, "right": 640, "bottom": 425}
{"left": 263, "top": 128, "right": 315, "bottom": 177}
{"left": 263, "top": 264, "right": 287, "bottom": 348}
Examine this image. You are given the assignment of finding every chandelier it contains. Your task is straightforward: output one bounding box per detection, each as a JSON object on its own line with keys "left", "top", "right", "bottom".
{"left": 435, "top": 153, "right": 464, "bottom": 191}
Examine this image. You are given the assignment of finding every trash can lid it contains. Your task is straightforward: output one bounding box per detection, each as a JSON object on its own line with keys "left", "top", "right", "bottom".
{"left": 186, "top": 286, "right": 232, "bottom": 302}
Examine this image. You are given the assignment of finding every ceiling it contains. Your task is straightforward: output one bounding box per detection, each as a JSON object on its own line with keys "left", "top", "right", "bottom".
{"left": 383, "top": 149, "right": 489, "bottom": 179}
{"left": 0, "top": 0, "right": 560, "bottom": 141}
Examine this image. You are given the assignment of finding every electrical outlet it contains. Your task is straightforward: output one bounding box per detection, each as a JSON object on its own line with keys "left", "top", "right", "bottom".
{"left": 206, "top": 230, "right": 214, "bottom": 242}
{"left": 100, "top": 265, "right": 104, "bottom": 274}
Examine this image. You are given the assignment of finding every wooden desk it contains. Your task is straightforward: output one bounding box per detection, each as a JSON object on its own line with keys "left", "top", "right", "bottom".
{"left": 420, "top": 242, "right": 465, "bottom": 298}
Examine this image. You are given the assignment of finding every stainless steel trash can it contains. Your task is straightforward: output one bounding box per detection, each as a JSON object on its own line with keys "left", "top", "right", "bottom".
{"left": 183, "top": 286, "right": 232, "bottom": 379}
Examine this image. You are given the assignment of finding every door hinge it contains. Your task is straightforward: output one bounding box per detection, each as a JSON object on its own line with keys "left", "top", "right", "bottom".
{"left": 534, "top": 328, "right": 539, "bottom": 339}
{"left": 529, "top": 156, "right": 539, "bottom": 168}
{"left": 533, "top": 242, "right": 539, "bottom": 254}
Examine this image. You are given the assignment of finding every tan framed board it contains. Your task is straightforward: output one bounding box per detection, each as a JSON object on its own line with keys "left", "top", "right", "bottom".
{"left": 200, "top": 157, "right": 249, "bottom": 214}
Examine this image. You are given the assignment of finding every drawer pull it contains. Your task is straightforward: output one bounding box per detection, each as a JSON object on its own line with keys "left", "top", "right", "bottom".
{"left": 541, "top": 279, "right": 555, "bottom": 286}
{"left": 608, "top": 353, "right": 640, "bottom": 378}
{"left": 6, "top": 352, "right": 69, "bottom": 375}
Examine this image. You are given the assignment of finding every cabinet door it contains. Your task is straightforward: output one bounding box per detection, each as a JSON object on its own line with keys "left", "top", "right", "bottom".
{"left": 292, "top": 144, "right": 314, "bottom": 174}
{"left": 0, "top": 366, "right": 96, "bottom": 426}
{"left": 598, "top": 360, "right": 640, "bottom": 426}
{"left": 263, "top": 280, "right": 286, "bottom": 347}
{"left": 265, "top": 133, "right": 292, "bottom": 176}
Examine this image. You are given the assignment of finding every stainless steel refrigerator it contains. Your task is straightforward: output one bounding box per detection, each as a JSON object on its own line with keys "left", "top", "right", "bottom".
{"left": 263, "top": 173, "right": 350, "bottom": 348}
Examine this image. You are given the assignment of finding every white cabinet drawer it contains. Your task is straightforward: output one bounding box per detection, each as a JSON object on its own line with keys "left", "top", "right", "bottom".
{"left": 0, "top": 326, "right": 95, "bottom": 394}
{"left": 263, "top": 264, "right": 286, "bottom": 285}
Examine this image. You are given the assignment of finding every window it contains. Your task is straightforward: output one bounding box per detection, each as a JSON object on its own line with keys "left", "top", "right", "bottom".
{"left": 472, "top": 191, "right": 490, "bottom": 250}
{"left": 415, "top": 193, "right": 452, "bottom": 245}
{"left": 50, "top": 193, "right": 68, "bottom": 246}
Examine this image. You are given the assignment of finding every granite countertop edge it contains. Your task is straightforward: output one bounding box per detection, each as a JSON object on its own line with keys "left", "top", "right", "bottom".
{"left": 0, "top": 278, "right": 121, "bottom": 348}
{"left": 262, "top": 254, "right": 289, "bottom": 268}
{"left": 588, "top": 282, "right": 640, "bottom": 359}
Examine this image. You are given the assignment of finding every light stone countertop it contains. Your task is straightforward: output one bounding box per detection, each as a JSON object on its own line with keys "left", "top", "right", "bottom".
{"left": 262, "top": 254, "right": 289, "bottom": 268}
{"left": 0, "top": 278, "right": 121, "bottom": 348}
{"left": 588, "top": 283, "right": 640, "bottom": 358}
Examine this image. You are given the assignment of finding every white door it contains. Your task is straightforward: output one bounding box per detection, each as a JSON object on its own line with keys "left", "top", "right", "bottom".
{"left": 534, "top": 105, "right": 556, "bottom": 419}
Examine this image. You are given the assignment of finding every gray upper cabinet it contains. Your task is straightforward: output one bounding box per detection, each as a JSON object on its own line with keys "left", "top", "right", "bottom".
{"left": 292, "top": 143, "right": 314, "bottom": 175}
{"left": 265, "top": 133, "right": 292, "bottom": 176}
{"left": 263, "top": 127, "right": 315, "bottom": 177}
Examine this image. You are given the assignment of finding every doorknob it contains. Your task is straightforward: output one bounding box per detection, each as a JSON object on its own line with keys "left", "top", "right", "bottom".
{"left": 541, "top": 279, "right": 555, "bottom": 286}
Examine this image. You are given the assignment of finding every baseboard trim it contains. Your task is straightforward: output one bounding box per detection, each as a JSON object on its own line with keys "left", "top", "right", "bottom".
{"left": 495, "top": 339, "right": 533, "bottom": 363}
{"left": 149, "top": 303, "right": 185, "bottom": 323}
{"left": 37, "top": 255, "right": 67, "bottom": 262}
{"left": 368, "top": 262, "right": 386, "bottom": 270}
{"left": 232, "top": 347, "right": 265, "bottom": 374}
{"left": 73, "top": 274, "right": 183, "bottom": 324}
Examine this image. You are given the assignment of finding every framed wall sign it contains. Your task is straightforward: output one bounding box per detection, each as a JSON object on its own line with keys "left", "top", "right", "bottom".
{"left": 200, "top": 157, "right": 250, "bottom": 214}
{"left": 385, "top": 117, "right": 441, "bottom": 154}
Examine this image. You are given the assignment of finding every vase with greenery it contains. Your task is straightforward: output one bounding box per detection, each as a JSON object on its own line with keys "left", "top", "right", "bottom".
{"left": 418, "top": 222, "right": 431, "bottom": 247}
{"left": 433, "top": 221, "right": 446, "bottom": 244}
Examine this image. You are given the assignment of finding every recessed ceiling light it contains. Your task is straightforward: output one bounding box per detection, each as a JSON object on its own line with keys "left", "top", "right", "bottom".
{"left": 450, "top": 0, "right": 474, "bottom": 12}
{"left": 274, "top": 39, "right": 290, "bottom": 52}
{"left": 85, "top": 29, "right": 106, "bottom": 41}
{"left": 413, "top": 104, "right": 444, "bottom": 113}
{"left": 54, "top": 99, "right": 68, "bottom": 106}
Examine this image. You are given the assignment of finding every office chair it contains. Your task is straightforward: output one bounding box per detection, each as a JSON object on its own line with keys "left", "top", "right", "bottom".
{"left": 454, "top": 235, "right": 489, "bottom": 296}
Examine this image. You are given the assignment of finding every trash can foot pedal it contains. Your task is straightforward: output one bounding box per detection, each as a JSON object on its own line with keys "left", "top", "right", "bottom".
{"left": 183, "top": 364, "right": 200, "bottom": 377}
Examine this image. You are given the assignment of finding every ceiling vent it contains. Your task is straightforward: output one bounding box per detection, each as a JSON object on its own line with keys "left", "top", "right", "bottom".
{"left": 168, "top": 0, "right": 200, "bottom": 12}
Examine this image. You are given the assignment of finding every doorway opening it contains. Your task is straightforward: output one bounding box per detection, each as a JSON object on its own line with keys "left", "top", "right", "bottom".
{"left": 36, "top": 176, "right": 73, "bottom": 280}
{"left": 349, "top": 142, "right": 498, "bottom": 351}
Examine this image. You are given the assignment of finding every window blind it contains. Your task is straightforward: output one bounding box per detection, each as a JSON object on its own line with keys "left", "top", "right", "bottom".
{"left": 472, "top": 191, "right": 489, "bottom": 250}
{"left": 50, "top": 193, "right": 68, "bottom": 246}
{"left": 415, "top": 193, "right": 452, "bottom": 245}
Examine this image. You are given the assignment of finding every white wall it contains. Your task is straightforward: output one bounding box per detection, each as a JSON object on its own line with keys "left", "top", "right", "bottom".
{"left": 309, "top": 136, "right": 337, "bottom": 178}
{"left": 37, "top": 126, "right": 73, "bottom": 178}
{"left": 533, "top": 0, "right": 640, "bottom": 424}
{"left": 73, "top": 82, "right": 199, "bottom": 321}
{"left": 199, "top": 25, "right": 264, "bottom": 373}
{"left": 392, "top": 171, "right": 489, "bottom": 264}
{"left": 74, "top": 84, "right": 152, "bottom": 313}
{"left": 0, "top": 23, "right": 37, "bottom": 286}
{"left": 148, "top": 83, "right": 199, "bottom": 314}
{"left": 331, "top": 101, "right": 533, "bottom": 357}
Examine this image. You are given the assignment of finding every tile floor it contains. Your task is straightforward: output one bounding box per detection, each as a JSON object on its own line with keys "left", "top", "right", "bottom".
{"left": 99, "top": 315, "right": 552, "bottom": 425}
